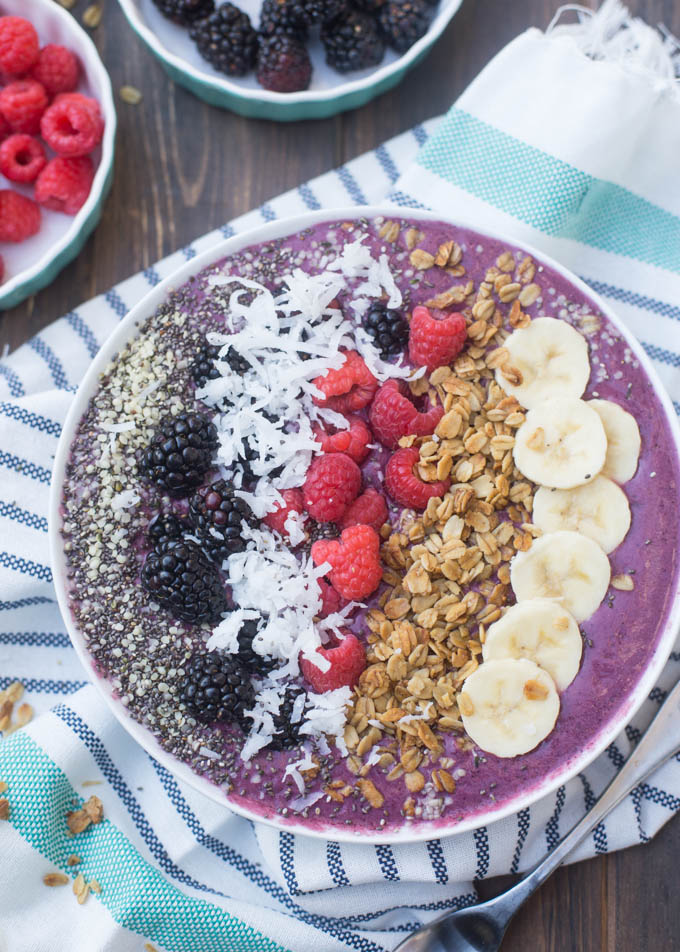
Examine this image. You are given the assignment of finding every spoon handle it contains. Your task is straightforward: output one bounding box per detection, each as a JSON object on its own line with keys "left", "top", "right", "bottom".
{"left": 494, "top": 677, "right": 680, "bottom": 913}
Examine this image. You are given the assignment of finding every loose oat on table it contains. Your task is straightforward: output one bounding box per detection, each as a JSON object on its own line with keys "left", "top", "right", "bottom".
{"left": 43, "top": 872, "right": 70, "bottom": 887}
{"left": 120, "top": 85, "right": 143, "bottom": 105}
{"left": 67, "top": 794, "right": 104, "bottom": 835}
{"left": 73, "top": 872, "right": 89, "bottom": 904}
{"left": 82, "top": 4, "right": 102, "bottom": 28}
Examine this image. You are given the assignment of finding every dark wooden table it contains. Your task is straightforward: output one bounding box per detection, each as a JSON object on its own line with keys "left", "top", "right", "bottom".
{"left": 4, "top": 0, "right": 680, "bottom": 948}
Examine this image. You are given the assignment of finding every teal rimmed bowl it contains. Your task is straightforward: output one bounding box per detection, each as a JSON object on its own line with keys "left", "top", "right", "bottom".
{"left": 0, "top": 0, "right": 116, "bottom": 311}
{"left": 117, "top": 0, "right": 462, "bottom": 120}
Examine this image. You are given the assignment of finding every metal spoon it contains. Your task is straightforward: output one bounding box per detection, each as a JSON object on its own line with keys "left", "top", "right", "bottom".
{"left": 395, "top": 678, "right": 680, "bottom": 952}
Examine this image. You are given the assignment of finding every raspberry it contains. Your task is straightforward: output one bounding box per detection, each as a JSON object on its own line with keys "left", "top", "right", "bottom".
{"left": 338, "top": 487, "right": 388, "bottom": 533}
{"left": 300, "top": 629, "right": 366, "bottom": 692}
{"left": 303, "top": 452, "right": 361, "bottom": 522}
{"left": 313, "top": 413, "right": 372, "bottom": 464}
{"left": 339, "top": 487, "right": 388, "bottom": 533}
{"left": 0, "top": 189, "right": 40, "bottom": 242}
{"left": 311, "top": 524, "right": 382, "bottom": 600}
{"left": 313, "top": 351, "right": 378, "bottom": 414}
{"left": 40, "top": 93, "right": 104, "bottom": 157}
{"left": 0, "top": 79, "right": 48, "bottom": 134}
{"left": 385, "top": 446, "right": 451, "bottom": 510}
{"left": 256, "top": 34, "right": 312, "bottom": 93}
{"left": 31, "top": 44, "right": 79, "bottom": 96}
{"left": 0, "top": 17, "right": 39, "bottom": 78}
{"left": 263, "top": 488, "right": 306, "bottom": 541}
{"left": 34, "top": 155, "right": 94, "bottom": 214}
{"left": 0, "top": 134, "right": 46, "bottom": 183}
{"left": 369, "top": 379, "right": 444, "bottom": 449}
{"left": 408, "top": 305, "right": 467, "bottom": 374}
{"left": 317, "top": 577, "right": 343, "bottom": 618}
{"left": 0, "top": 111, "right": 9, "bottom": 140}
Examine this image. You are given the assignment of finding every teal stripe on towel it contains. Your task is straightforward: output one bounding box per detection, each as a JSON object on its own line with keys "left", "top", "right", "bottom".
{"left": 417, "top": 108, "right": 680, "bottom": 275}
{"left": 0, "top": 730, "right": 290, "bottom": 952}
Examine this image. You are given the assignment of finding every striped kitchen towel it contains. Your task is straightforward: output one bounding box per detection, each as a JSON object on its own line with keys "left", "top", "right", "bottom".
{"left": 2, "top": 2, "right": 680, "bottom": 950}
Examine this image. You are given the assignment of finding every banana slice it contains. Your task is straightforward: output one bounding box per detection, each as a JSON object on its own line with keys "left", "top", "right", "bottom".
{"left": 587, "top": 399, "right": 641, "bottom": 484}
{"left": 510, "top": 530, "right": 610, "bottom": 623}
{"left": 533, "top": 475, "right": 631, "bottom": 554}
{"left": 513, "top": 397, "right": 607, "bottom": 488}
{"left": 482, "top": 599, "right": 582, "bottom": 691}
{"left": 495, "top": 317, "right": 590, "bottom": 409}
{"left": 459, "top": 658, "right": 560, "bottom": 758}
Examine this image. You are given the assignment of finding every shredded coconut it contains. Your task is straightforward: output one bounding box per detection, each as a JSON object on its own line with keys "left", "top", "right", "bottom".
{"left": 200, "top": 233, "right": 418, "bottom": 757}
{"left": 207, "top": 608, "right": 260, "bottom": 654}
{"left": 283, "top": 743, "right": 317, "bottom": 792}
{"left": 300, "top": 687, "right": 351, "bottom": 756}
{"left": 199, "top": 746, "right": 221, "bottom": 762}
{"left": 284, "top": 509, "right": 308, "bottom": 547}
{"left": 101, "top": 420, "right": 136, "bottom": 433}
{"left": 110, "top": 489, "right": 140, "bottom": 511}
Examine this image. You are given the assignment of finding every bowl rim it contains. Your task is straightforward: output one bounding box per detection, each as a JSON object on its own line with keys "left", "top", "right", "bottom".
{"left": 49, "top": 204, "right": 680, "bottom": 843}
{"left": 0, "top": 0, "right": 117, "bottom": 305}
{"left": 116, "top": 0, "right": 463, "bottom": 106}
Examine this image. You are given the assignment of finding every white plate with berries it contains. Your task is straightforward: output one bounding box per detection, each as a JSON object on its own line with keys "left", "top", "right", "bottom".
{"left": 0, "top": 0, "right": 116, "bottom": 310}
{"left": 118, "top": 0, "right": 462, "bottom": 120}
{"left": 49, "top": 206, "right": 680, "bottom": 842}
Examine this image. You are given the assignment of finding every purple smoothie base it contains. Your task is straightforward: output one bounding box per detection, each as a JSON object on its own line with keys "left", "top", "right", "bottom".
{"left": 63, "top": 216, "right": 680, "bottom": 836}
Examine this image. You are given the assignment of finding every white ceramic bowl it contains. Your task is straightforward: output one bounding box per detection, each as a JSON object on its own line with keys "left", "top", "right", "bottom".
{"left": 117, "top": 0, "right": 462, "bottom": 120}
{"left": 0, "top": 0, "right": 116, "bottom": 310}
{"left": 49, "top": 206, "right": 680, "bottom": 843}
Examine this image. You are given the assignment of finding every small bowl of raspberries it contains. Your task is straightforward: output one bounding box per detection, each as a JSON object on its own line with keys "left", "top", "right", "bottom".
{"left": 117, "top": 0, "right": 462, "bottom": 119}
{"left": 0, "top": 0, "right": 116, "bottom": 310}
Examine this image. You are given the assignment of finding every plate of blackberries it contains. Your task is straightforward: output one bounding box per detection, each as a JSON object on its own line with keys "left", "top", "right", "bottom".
{"left": 117, "top": 0, "right": 462, "bottom": 119}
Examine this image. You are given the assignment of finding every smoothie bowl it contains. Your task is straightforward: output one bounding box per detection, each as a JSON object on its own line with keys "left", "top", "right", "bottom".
{"left": 49, "top": 207, "right": 680, "bottom": 842}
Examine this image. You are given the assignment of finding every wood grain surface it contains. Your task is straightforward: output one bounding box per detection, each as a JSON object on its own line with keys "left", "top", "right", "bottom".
{"left": 4, "top": 0, "right": 680, "bottom": 949}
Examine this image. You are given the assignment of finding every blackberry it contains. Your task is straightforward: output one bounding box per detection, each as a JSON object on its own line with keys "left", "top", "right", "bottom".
{"left": 238, "top": 439, "right": 285, "bottom": 482}
{"left": 141, "top": 411, "right": 217, "bottom": 497}
{"left": 190, "top": 3, "right": 258, "bottom": 76}
{"left": 224, "top": 345, "right": 250, "bottom": 375}
{"left": 147, "top": 512, "right": 189, "bottom": 550}
{"left": 256, "top": 34, "right": 312, "bottom": 92}
{"left": 236, "top": 410, "right": 283, "bottom": 482}
{"left": 191, "top": 342, "right": 222, "bottom": 390}
{"left": 237, "top": 438, "right": 260, "bottom": 482}
{"left": 378, "top": 0, "right": 432, "bottom": 53}
{"left": 189, "top": 479, "right": 257, "bottom": 561}
{"left": 353, "top": 0, "right": 385, "bottom": 11}
{"left": 259, "top": 0, "right": 308, "bottom": 38}
{"left": 181, "top": 651, "right": 254, "bottom": 725}
{"left": 141, "top": 539, "right": 228, "bottom": 624}
{"left": 151, "top": 0, "right": 214, "bottom": 25}
{"left": 320, "top": 9, "right": 384, "bottom": 73}
{"left": 234, "top": 615, "right": 278, "bottom": 674}
{"left": 301, "top": 0, "right": 348, "bottom": 23}
{"left": 266, "top": 685, "right": 306, "bottom": 751}
{"left": 364, "top": 304, "right": 409, "bottom": 358}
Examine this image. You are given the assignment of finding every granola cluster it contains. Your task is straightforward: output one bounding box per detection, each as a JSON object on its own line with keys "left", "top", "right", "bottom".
{"left": 343, "top": 243, "right": 547, "bottom": 800}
